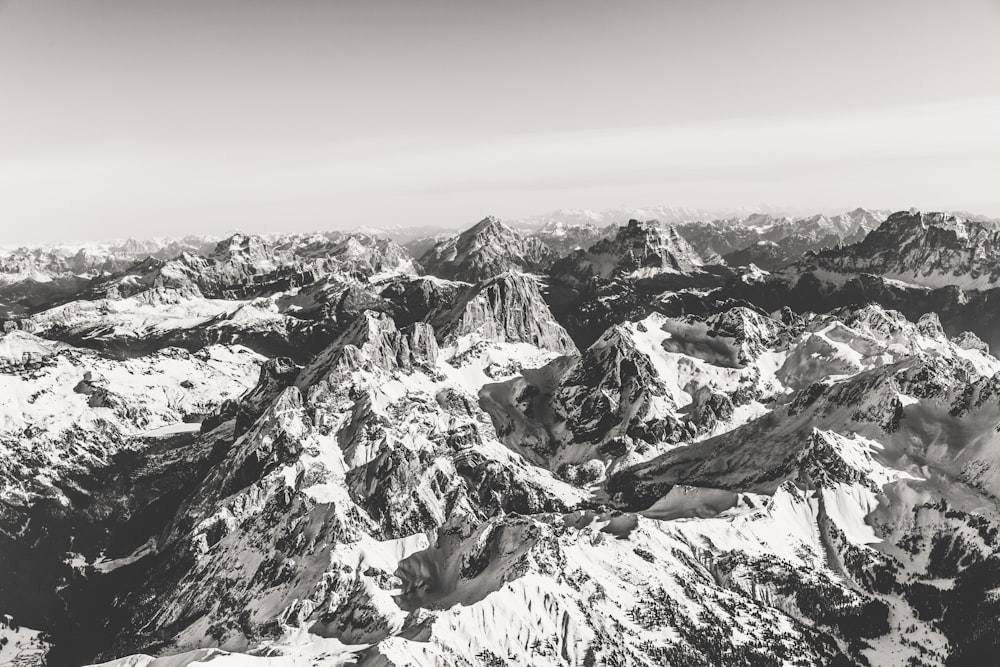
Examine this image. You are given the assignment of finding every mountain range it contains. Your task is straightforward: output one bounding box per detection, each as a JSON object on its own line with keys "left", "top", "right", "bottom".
{"left": 1, "top": 208, "right": 999, "bottom": 666}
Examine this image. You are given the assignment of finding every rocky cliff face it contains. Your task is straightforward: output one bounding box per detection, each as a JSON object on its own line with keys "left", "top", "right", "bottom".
{"left": 432, "top": 271, "right": 578, "bottom": 355}
{"left": 64, "top": 306, "right": 583, "bottom": 662}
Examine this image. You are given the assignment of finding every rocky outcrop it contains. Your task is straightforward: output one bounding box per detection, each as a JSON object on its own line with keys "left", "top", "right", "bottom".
{"left": 202, "top": 356, "right": 301, "bottom": 435}
{"left": 955, "top": 330, "right": 989, "bottom": 352}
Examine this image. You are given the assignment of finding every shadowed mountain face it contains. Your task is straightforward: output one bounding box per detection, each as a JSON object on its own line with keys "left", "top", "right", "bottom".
{"left": 4, "top": 210, "right": 1000, "bottom": 666}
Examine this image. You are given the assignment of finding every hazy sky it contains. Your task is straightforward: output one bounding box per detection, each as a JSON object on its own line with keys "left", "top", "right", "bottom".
{"left": 2, "top": 0, "right": 1000, "bottom": 243}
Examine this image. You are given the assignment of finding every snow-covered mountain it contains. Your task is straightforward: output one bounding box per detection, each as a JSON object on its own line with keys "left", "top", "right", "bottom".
{"left": 419, "top": 216, "right": 555, "bottom": 282}
{"left": 3, "top": 209, "right": 1000, "bottom": 666}
{"left": 551, "top": 218, "right": 705, "bottom": 286}
{"left": 509, "top": 204, "right": 803, "bottom": 230}
{"left": 722, "top": 210, "right": 1000, "bottom": 351}
{"left": 675, "top": 207, "right": 890, "bottom": 271}
{"left": 528, "top": 220, "right": 617, "bottom": 255}
{"left": 0, "top": 236, "right": 222, "bottom": 285}
{"left": 809, "top": 210, "right": 1000, "bottom": 290}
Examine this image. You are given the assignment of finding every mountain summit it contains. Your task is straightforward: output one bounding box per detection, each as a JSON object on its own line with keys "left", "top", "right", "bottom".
{"left": 419, "top": 216, "right": 555, "bottom": 281}
{"left": 551, "top": 218, "right": 704, "bottom": 286}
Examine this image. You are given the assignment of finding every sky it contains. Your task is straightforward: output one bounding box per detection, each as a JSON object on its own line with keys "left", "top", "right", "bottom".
{"left": 1, "top": 0, "right": 999, "bottom": 243}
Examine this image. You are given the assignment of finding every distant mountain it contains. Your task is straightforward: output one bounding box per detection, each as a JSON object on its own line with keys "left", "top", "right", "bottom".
{"left": 721, "top": 240, "right": 785, "bottom": 269}
{"left": 807, "top": 210, "right": 1000, "bottom": 289}
{"left": 529, "top": 220, "right": 616, "bottom": 255}
{"left": 715, "top": 210, "right": 1000, "bottom": 354}
{"left": 419, "top": 216, "right": 555, "bottom": 282}
{"left": 509, "top": 204, "right": 803, "bottom": 230}
{"left": 679, "top": 207, "right": 889, "bottom": 270}
{"left": 551, "top": 219, "right": 704, "bottom": 286}
{"left": 0, "top": 236, "right": 221, "bottom": 284}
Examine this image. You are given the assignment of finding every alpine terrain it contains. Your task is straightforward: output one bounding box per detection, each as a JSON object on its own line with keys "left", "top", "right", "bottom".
{"left": 2, "top": 210, "right": 1000, "bottom": 667}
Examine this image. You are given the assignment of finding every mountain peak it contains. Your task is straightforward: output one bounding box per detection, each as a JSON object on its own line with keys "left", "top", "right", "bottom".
{"left": 470, "top": 215, "right": 504, "bottom": 230}
{"left": 419, "top": 216, "right": 554, "bottom": 282}
{"left": 551, "top": 218, "right": 704, "bottom": 285}
{"left": 209, "top": 233, "right": 271, "bottom": 263}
